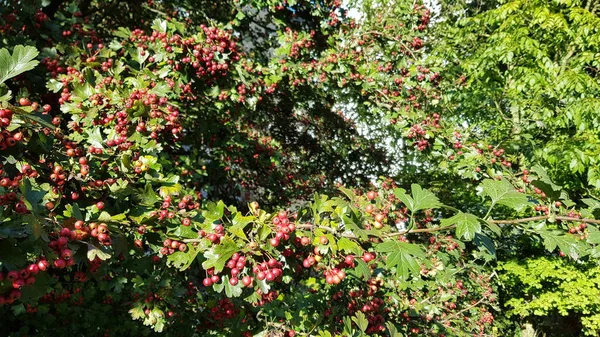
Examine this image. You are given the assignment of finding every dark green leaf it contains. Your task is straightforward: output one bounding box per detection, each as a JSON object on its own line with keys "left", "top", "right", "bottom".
{"left": 441, "top": 212, "right": 481, "bottom": 241}
{"left": 0, "top": 45, "right": 39, "bottom": 85}
{"left": 481, "top": 179, "right": 529, "bottom": 210}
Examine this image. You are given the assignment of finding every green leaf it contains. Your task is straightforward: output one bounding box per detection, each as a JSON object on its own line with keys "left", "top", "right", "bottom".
{"left": 172, "top": 225, "right": 197, "bottom": 239}
{"left": 128, "top": 47, "right": 149, "bottom": 64}
{"left": 11, "top": 304, "right": 26, "bottom": 316}
{"left": 352, "top": 311, "right": 369, "bottom": 332}
{"left": 342, "top": 316, "right": 353, "bottom": 336}
{"left": 531, "top": 165, "right": 567, "bottom": 201}
{"left": 481, "top": 179, "right": 529, "bottom": 210}
{"left": 338, "top": 186, "right": 356, "bottom": 201}
{"left": 376, "top": 240, "right": 424, "bottom": 279}
{"left": 441, "top": 212, "right": 481, "bottom": 241}
{"left": 485, "top": 220, "right": 502, "bottom": 236}
{"left": 138, "top": 183, "right": 161, "bottom": 207}
{"left": 587, "top": 227, "right": 600, "bottom": 245}
{"left": 582, "top": 198, "right": 600, "bottom": 211}
{"left": 538, "top": 227, "right": 586, "bottom": 260}
{"left": 410, "top": 184, "right": 442, "bottom": 211}
{"left": 64, "top": 203, "right": 84, "bottom": 220}
{"left": 208, "top": 85, "right": 220, "bottom": 97}
{"left": 19, "top": 179, "right": 47, "bottom": 214}
{"left": 151, "top": 82, "right": 169, "bottom": 96}
{"left": 229, "top": 212, "right": 253, "bottom": 240}
{"left": 256, "top": 278, "right": 271, "bottom": 294}
{"left": 152, "top": 18, "right": 168, "bottom": 33}
{"left": 386, "top": 322, "right": 404, "bottom": 337}
{"left": 151, "top": 311, "right": 165, "bottom": 332}
{"left": 109, "top": 40, "right": 122, "bottom": 51}
{"left": 86, "top": 243, "right": 111, "bottom": 261}
{"left": 350, "top": 259, "right": 371, "bottom": 279}
{"left": 25, "top": 214, "right": 44, "bottom": 240}
{"left": 203, "top": 201, "right": 225, "bottom": 223}
{"left": 87, "top": 127, "right": 104, "bottom": 148}
{"left": 474, "top": 233, "right": 496, "bottom": 257}
{"left": 72, "top": 83, "right": 94, "bottom": 101}
{"left": 395, "top": 184, "right": 441, "bottom": 213}
{"left": 202, "top": 238, "right": 238, "bottom": 273}
{"left": 531, "top": 165, "right": 562, "bottom": 190}
{"left": 46, "top": 79, "right": 63, "bottom": 93}
{"left": 98, "top": 211, "right": 127, "bottom": 224}
{"left": 167, "top": 246, "right": 199, "bottom": 271}
{"left": 114, "top": 27, "right": 131, "bottom": 39}
{"left": 0, "top": 85, "right": 11, "bottom": 102}
{"left": 223, "top": 275, "right": 243, "bottom": 298}
{"left": 257, "top": 223, "right": 272, "bottom": 241}
{"left": 18, "top": 112, "right": 55, "bottom": 131}
{"left": 337, "top": 237, "right": 361, "bottom": 255}
{"left": 20, "top": 272, "right": 49, "bottom": 302}
{"left": 0, "top": 220, "right": 29, "bottom": 239}
{"left": 0, "top": 241, "right": 26, "bottom": 268}
{"left": 129, "top": 305, "right": 145, "bottom": 320}
{"left": 158, "top": 183, "right": 182, "bottom": 198}
{"left": 0, "top": 45, "right": 39, "bottom": 85}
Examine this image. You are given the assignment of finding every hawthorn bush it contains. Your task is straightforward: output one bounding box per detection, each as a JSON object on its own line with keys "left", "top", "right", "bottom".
{"left": 0, "top": 0, "right": 599, "bottom": 336}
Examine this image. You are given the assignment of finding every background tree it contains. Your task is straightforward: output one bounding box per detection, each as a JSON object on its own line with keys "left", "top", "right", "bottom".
{"left": 0, "top": 0, "right": 599, "bottom": 336}
{"left": 430, "top": 0, "right": 600, "bottom": 334}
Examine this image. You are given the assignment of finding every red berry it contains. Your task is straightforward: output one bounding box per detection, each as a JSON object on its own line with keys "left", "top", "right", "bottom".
{"left": 366, "top": 191, "right": 377, "bottom": 200}
{"left": 53, "top": 259, "right": 67, "bottom": 269}
{"left": 12, "top": 278, "right": 25, "bottom": 288}
{"left": 344, "top": 255, "right": 354, "bottom": 265}
{"left": 19, "top": 97, "right": 31, "bottom": 106}
{"left": 37, "top": 260, "right": 49, "bottom": 271}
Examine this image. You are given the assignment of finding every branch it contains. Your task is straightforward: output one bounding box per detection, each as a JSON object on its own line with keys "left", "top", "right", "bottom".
{"left": 442, "top": 296, "right": 487, "bottom": 322}
{"left": 180, "top": 215, "right": 599, "bottom": 243}
{"left": 297, "top": 223, "right": 456, "bottom": 239}
{"left": 559, "top": 46, "right": 576, "bottom": 75}
{"left": 362, "top": 31, "right": 417, "bottom": 60}
{"left": 491, "top": 215, "right": 600, "bottom": 225}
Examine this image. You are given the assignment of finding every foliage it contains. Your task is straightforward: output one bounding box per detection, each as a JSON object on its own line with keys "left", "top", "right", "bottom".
{"left": 435, "top": 0, "right": 600, "bottom": 195}
{"left": 499, "top": 257, "right": 600, "bottom": 336}
{"left": 0, "top": 0, "right": 598, "bottom": 336}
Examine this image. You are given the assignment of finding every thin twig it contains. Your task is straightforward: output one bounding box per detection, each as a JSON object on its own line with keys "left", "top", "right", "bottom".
{"left": 491, "top": 215, "right": 600, "bottom": 225}
{"left": 180, "top": 215, "right": 599, "bottom": 242}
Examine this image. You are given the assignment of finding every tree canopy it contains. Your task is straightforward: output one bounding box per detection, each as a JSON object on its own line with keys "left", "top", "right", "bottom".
{"left": 0, "top": 0, "right": 599, "bottom": 336}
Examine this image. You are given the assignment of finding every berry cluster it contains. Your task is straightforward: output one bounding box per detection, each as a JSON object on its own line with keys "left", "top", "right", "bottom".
{"left": 84, "top": 222, "right": 113, "bottom": 246}
{"left": 0, "top": 108, "right": 23, "bottom": 150}
{"left": 160, "top": 238, "right": 187, "bottom": 256}
{"left": 254, "top": 289, "right": 279, "bottom": 307}
{"left": 225, "top": 253, "right": 248, "bottom": 286}
{"left": 48, "top": 228, "right": 77, "bottom": 268}
{"left": 407, "top": 114, "right": 441, "bottom": 151}
{"left": 252, "top": 258, "right": 283, "bottom": 283}
{"left": 208, "top": 298, "right": 238, "bottom": 322}
{"left": 0, "top": 261, "right": 45, "bottom": 306}
{"left": 198, "top": 223, "right": 225, "bottom": 244}
{"left": 323, "top": 268, "right": 346, "bottom": 285}
{"left": 270, "top": 210, "right": 296, "bottom": 247}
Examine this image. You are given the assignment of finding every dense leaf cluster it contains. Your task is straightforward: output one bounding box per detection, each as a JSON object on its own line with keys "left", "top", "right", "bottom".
{"left": 0, "top": 0, "right": 599, "bottom": 336}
